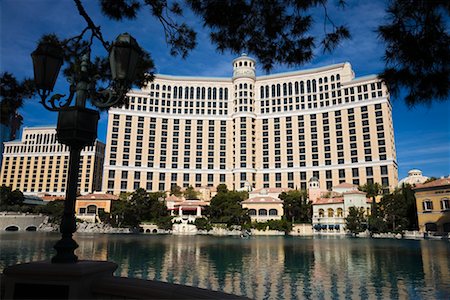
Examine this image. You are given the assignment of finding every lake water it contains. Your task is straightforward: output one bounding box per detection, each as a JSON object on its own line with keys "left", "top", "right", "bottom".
{"left": 1, "top": 233, "right": 449, "bottom": 299}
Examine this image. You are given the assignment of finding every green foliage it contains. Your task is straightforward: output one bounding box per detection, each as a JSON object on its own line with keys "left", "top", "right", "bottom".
{"left": 183, "top": 185, "right": 199, "bottom": 200}
{"left": 170, "top": 184, "right": 182, "bottom": 197}
{"left": 110, "top": 188, "right": 168, "bottom": 228}
{"left": 424, "top": 177, "right": 438, "bottom": 184}
{"left": 368, "top": 202, "right": 388, "bottom": 234}
{"left": 279, "top": 190, "right": 311, "bottom": 223}
{"left": 155, "top": 215, "right": 173, "bottom": 230}
{"left": 251, "top": 219, "right": 292, "bottom": 232}
{"left": 38, "top": 200, "right": 65, "bottom": 223}
{"left": 378, "top": 0, "right": 449, "bottom": 106}
{"left": 0, "top": 73, "right": 35, "bottom": 130}
{"left": 345, "top": 207, "right": 367, "bottom": 234}
{"left": 216, "top": 184, "right": 228, "bottom": 194}
{"left": 207, "top": 188, "right": 250, "bottom": 227}
{"left": 194, "top": 217, "right": 212, "bottom": 231}
{"left": 381, "top": 190, "right": 409, "bottom": 233}
{"left": 0, "top": 185, "right": 24, "bottom": 207}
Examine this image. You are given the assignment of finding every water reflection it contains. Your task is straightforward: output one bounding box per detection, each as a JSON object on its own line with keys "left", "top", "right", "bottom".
{"left": 1, "top": 233, "right": 449, "bottom": 299}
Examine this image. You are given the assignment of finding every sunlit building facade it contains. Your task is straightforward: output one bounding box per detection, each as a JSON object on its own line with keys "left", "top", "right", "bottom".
{"left": 103, "top": 55, "right": 397, "bottom": 194}
{"left": 0, "top": 126, "right": 105, "bottom": 196}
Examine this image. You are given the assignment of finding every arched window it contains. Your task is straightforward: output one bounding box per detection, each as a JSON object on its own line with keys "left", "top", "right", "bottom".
{"left": 327, "top": 208, "right": 334, "bottom": 217}
{"left": 212, "top": 88, "right": 217, "bottom": 99}
{"left": 312, "top": 79, "right": 317, "bottom": 93}
{"left": 173, "top": 86, "right": 178, "bottom": 99}
{"left": 307, "top": 80, "right": 311, "bottom": 93}
{"left": 156, "top": 84, "right": 160, "bottom": 90}
{"left": 443, "top": 223, "right": 450, "bottom": 233}
{"left": 260, "top": 86, "right": 264, "bottom": 99}
{"left": 190, "top": 87, "right": 194, "bottom": 99}
{"left": 318, "top": 209, "right": 324, "bottom": 218}
{"left": 151, "top": 83, "right": 155, "bottom": 89}
{"left": 271, "top": 85, "right": 276, "bottom": 97}
{"left": 207, "top": 87, "right": 212, "bottom": 100}
{"left": 248, "top": 209, "right": 257, "bottom": 216}
{"left": 185, "top": 87, "right": 189, "bottom": 99}
{"left": 423, "top": 200, "right": 433, "bottom": 211}
{"left": 276, "top": 84, "right": 281, "bottom": 97}
{"left": 441, "top": 198, "right": 450, "bottom": 210}
{"left": 167, "top": 86, "right": 171, "bottom": 91}
{"left": 331, "top": 75, "right": 335, "bottom": 82}
{"left": 224, "top": 88, "right": 228, "bottom": 100}
{"left": 258, "top": 209, "right": 268, "bottom": 216}
{"left": 219, "top": 88, "right": 223, "bottom": 100}
{"left": 300, "top": 81, "right": 304, "bottom": 94}
{"left": 294, "top": 82, "right": 299, "bottom": 94}
{"left": 196, "top": 87, "right": 201, "bottom": 99}
{"left": 283, "top": 83, "right": 287, "bottom": 96}
{"left": 201, "top": 87, "right": 206, "bottom": 99}
{"left": 265, "top": 86, "right": 269, "bottom": 98}
{"left": 239, "top": 83, "right": 243, "bottom": 89}
{"left": 87, "top": 205, "right": 97, "bottom": 214}
{"left": 425, "top": 223, "right": 437, "bottom": 232}
{"left": 288, "top": 82, "right": 292, "bottom": 95}
{"left": 178, "top": 87, "right": 183, "bottom": 99}
{"left": 319, "top": 78, "right": 322, "bottom": 84}
{"left": 324, "top": 77, "right": 328, "bottom": 83}
{"left": 337, "top": 208, "right": 343, "bottom": 217}
{"left": 269, "top": 209, "right": 278, "bottom": 216}
{"left": 162, "top": 85, "right": 166, "bottom": 91}
{"left": 244, "top": 83, "right": 247, "bottom": 89}
{"left": 336, "top": 74, "right": 341, "bottom": 81}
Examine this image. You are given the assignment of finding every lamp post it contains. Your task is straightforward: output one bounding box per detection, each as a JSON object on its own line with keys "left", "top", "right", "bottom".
{"left": 31, "top": 33, "right": 142, "bottom": 263}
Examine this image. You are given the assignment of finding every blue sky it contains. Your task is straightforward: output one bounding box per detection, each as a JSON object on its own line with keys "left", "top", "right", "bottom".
{"left": 1, "top": 0, "right": 449, "bottom": 179}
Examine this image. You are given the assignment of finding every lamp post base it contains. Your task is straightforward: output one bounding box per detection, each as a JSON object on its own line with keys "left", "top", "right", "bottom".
{"left": 52, "top": 237, "right": 79, "bottom": 263}
{"left": 3, "top": 260, "right": 117, "bottom": 299}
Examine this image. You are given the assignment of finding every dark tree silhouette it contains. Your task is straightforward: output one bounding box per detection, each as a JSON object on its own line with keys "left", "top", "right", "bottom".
{"left": 378, "top": 0, "right": 449, "bottom": 107}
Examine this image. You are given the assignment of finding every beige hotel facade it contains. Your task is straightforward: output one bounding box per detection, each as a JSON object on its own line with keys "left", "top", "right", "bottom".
{"left": 103, "top": 54, "right": 398, "bottom": 195}
{"left": 0, "top": 127, "right": 105, "bottom": 196}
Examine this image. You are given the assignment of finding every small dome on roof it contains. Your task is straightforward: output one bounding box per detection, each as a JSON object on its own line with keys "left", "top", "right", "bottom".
{"left": 398, "top": 169, "right": 428, "bottom": 187}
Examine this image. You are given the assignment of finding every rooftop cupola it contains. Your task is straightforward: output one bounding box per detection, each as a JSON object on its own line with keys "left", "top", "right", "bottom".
{"left": 232, "top": 53, "right": 256, "bottom": 80}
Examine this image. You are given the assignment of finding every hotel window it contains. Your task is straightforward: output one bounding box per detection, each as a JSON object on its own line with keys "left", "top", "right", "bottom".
{"left": 423, "top": 200, "right": 433, "bottom": 211}
{"left": 318, "top": 209, "right": 324, "bottom": 218}
{"left": 441, "top": 199, "right": 450, "bottom": 211}
{"left": 327, "top": 208, "right": 334, "bottom": 217}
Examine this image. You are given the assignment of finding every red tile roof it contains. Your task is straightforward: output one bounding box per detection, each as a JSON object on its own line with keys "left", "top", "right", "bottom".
{"left": 250, "top": 187, "right": 293, "bottom": 194}
{"left": 413, "top": 178, "right": 450, "bottom": 190}
{"left": 333, "top": 182, "right": 357, "bottom": 188}
{"left": 242, "top": 197, "right": 283, "bottom": 204}
{"left": 315, "top": 197, "right": 344, "bottom": 205}
{"left": 166, "top": 195, "right": 184, "bottom": 202}
{"left": 76, "top": 193, "right": 119, "bottom": 201}
{"left": 343, "top": 190, "right": 367, "bottom": 195}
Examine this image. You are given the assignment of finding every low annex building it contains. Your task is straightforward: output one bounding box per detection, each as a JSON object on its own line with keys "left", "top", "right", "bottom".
{"left": 75, "top": 193, "right": 119, "bottom": 223}
{"left": 312, "top": 182, "right": 371, "bottom": 233}
{"left": 243, "top": 188, "right": 286, "bottom": 222}
{"left": 413, "top": 177, "right": 450, "bottom": 234}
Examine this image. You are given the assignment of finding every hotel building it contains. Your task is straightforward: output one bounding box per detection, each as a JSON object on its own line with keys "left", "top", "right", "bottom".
{"left": 103, "top": 54, "right": 397, "bottom": 194}
{"left": 0, "top": 126, "right": 105, "bottom": 196}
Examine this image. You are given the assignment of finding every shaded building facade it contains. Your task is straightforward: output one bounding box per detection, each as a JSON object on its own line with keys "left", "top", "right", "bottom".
{"left": 0, "top": 126, "right": 105, "bottom": 196}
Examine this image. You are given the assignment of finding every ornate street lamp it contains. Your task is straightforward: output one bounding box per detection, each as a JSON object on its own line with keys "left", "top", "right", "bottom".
{"left": 31, "top": 33, "right": 142, "bottom": 263}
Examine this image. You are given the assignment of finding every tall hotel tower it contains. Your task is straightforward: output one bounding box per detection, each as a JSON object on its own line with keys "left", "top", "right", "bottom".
{"left": 1, "top": 127, "right": 105, "bottom": 196}
{"left": 103, "top": 55, "right": 397, "bottom": 194}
